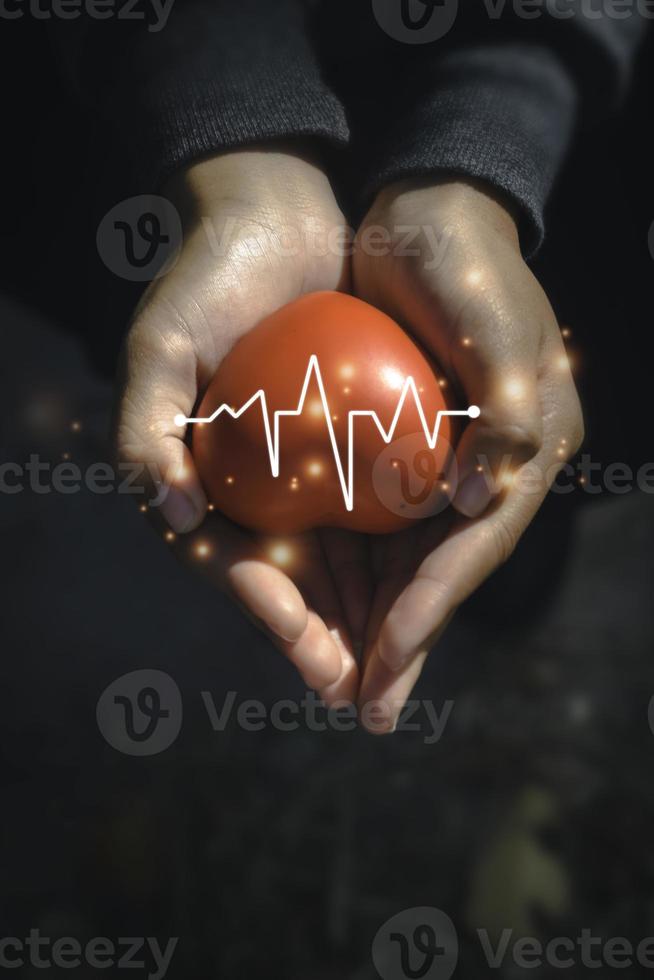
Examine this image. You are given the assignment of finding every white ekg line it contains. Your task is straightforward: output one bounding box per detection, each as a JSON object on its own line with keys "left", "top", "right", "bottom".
{"left": 175, "top": 355, "right": 479, "bottom": 511}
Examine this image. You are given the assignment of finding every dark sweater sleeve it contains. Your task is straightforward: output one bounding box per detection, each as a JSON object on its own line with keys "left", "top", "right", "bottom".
{"left": 50, "top": 1, "right": 646, "bottom": 255}
{"left": 49, "top": 0, "right": 350, "bottom": 188}
{"left": 354, "top": 8, "right": 646, "bottom": 254}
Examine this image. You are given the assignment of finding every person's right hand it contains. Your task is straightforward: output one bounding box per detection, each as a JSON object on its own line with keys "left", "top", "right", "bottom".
{"left": 115, "top": 148, "right": 367, "bottom": 705}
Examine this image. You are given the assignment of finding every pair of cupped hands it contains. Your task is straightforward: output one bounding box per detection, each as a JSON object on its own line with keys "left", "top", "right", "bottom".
{"left": 116, "top": 146, "right": 583, "bottom": 733}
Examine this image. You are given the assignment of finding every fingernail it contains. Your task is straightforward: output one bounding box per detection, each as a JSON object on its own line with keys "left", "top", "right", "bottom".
{"left": 453, "top": 471, "right": 493, "bottom": 518}
{"left": 230, "top": 563, "right": 308, "bottom": 643}
{"left": 264, "top": 601, "right": 306, "bottom": 643}
{"left": 158, "top": 487, "right": 199, "bottom": 533}
{"left": 299, "top": 631, "right": 342, "bottom": 690}
{"left": 377, "top": 637, "right": 409, "bottom": 673}
{"left": 359, "top": 698, "right": 396, "bottom": 735}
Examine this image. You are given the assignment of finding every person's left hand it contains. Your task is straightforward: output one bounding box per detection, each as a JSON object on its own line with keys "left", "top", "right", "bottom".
{"left": 351, "top": 179, "right": 584, "bottom": 733}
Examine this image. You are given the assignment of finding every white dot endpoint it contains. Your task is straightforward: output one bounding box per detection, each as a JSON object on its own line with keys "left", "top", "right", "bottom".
{"left": 468, "top": 405, "right": 481, "bottom": 419}
{"left": 174, "top": 414, "right": 186, "bottom": 427}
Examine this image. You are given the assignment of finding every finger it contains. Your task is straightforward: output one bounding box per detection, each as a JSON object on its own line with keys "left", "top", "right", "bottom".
{"left": 286, "top": 532, "right": 360, "bottom": 703}
{"left": 115, "top": 310, "right": 207, "bottom": 533}
{"left": 372, "top": 376, "right": 583, "bottom": 676}
{"left": 356, "top": 523, "right": 449, "bottom": 734}
{"left": 362, "top": 517, "right": 451, "bottom": 664}
{"left": 446, "top": 280, "right": 546, "bottom": 519}
{"left": 230, "top": 598, "right": 346, "bottom": 697}
{"left": 355, "top": 527, "right": 428, "bottom": 735}
{"left": 161, "top": 514, "right": 349, "bottom": 691}
{"left": 318, "top": 528, "right": 374, "bottom": 650}
{"left": 276, "top": 611, "right": 347, "bottom": 693}
{"left": 255, "top": 530, "right": 358, "bottom": 698}
{"left": 317, "top": 629, "right": 360, "bottom": 708}
{"left": 362, "top": 528, "right": 418, "bottom": 668}
{"left": 359, "top": 650, "right": 429, "bottom": 735}
{"left": 163, "top": 516, "right": 345, "bottom": 689}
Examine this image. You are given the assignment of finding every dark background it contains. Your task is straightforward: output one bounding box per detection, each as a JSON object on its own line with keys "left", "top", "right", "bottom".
{"left": 0, "top": 19, "right": 653, "bottom": 980}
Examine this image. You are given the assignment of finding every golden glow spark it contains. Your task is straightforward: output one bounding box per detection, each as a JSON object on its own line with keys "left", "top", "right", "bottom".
{"left": 380, "top": 366, "right": 405, "bottom": 391}
{"left": 504, "top": 378, "right": 526, "bottom": 400}
{"left": 269, "top": 543, "right": 294, "bottom": 567}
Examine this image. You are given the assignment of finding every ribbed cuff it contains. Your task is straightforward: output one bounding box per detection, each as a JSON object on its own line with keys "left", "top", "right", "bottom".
{"left": 98, "top": 0, "right": 350, "bottom": 188}
{"left": 361, "top": 44, "right": 578, "bottom": 256}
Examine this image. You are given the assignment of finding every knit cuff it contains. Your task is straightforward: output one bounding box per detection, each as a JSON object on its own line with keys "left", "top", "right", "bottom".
{"left": 361, "top": 44, "right": 578, "bottom": 256}
{"left": 96, "top": 0, "right": 350, "bottom": 187}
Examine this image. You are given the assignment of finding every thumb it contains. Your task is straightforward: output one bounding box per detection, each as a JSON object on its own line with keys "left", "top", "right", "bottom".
{"left": 114, "top": 314, "right": 207, "bottom": 532}
{"left": 449, "top": 316, "right": 543, "bottom": 519}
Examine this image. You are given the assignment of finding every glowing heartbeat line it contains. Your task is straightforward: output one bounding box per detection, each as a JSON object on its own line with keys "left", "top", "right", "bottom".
{"left": 175, "top": 356, "right": 479, "bottom": 511}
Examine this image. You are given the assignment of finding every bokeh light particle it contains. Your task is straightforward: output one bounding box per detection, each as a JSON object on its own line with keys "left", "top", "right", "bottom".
{"left": 269, "top": 543, "right": 293, "bottom": 567}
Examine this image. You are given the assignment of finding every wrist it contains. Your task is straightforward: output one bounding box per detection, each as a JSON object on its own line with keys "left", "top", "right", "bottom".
{"left": 164, "top": 146, "right": 342, "bottom": 231}
{"left": 371, "top": 178, "right": 520, "bottom": 250}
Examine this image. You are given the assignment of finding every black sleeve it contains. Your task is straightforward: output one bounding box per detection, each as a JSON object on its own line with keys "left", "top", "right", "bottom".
{"left": 49, "top": 1, "right": 647, "bottom": 255}
{"left": 49, "top": 0, "right": 350, "bottom": 188}
{"left": 359, "top": 39, "right": 580, "bottom": 255}
{"left": 318, "top": 3, "right": 647, "bottom": 254}
{"left": 346, "top": 0, "right": 645, "bottom": 254}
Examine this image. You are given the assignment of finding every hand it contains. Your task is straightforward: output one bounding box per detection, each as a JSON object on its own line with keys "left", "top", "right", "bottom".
{"left": 352, "top": 179, "right": 584, "bottom": 731}
{"left": 115, "top": 148, "right": 370, "bottom": 704}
